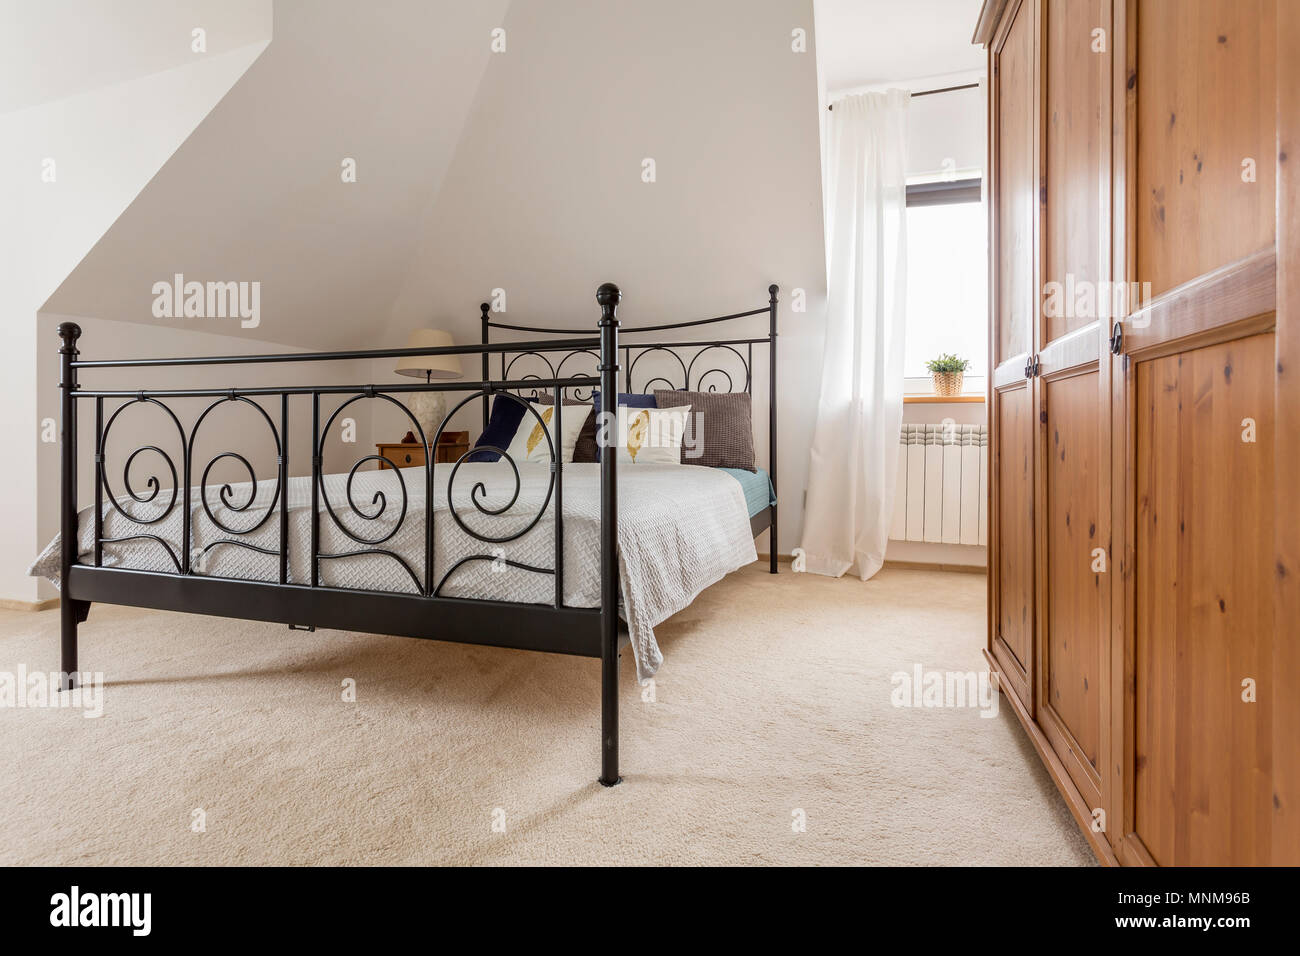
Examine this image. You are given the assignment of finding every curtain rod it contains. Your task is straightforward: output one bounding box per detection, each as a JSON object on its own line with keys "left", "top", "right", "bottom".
{"left": 827, "top": 81, "right": 979, "bottom": 110}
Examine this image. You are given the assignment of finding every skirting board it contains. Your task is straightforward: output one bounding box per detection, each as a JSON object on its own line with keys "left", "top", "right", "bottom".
{"left": 0, "top": 597, "right": 60, "bottom": 612}
{"left": 882, "top": 559, "right": 985, "bottom": 574}
{"left": 758, "top": 553, "right": 986, "bottom": 574}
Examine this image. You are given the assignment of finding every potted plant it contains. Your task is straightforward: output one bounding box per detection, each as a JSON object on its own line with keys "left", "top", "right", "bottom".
{"left": 925, "top": 353, "right": 971, "bottom": 397}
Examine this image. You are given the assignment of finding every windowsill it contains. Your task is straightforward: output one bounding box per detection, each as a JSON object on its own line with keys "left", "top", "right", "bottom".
{"left": 903, "top": 393, "right": 985, "bottom": 403}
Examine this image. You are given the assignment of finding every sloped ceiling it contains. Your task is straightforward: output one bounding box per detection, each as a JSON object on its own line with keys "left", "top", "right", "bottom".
{"left": 385, "top": 0, "right": 827, "bottom": 341}
{"left": 44, "top": 0, "right": 511, "bottom": 349}
{"left": 815, "top": 0, "right": 985, "bottom": 91}
{"left": 0, "top": 0, "right": 272, "bottom": 115}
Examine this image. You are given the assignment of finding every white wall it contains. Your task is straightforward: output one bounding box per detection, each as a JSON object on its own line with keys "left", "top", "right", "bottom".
{"left": 0, "top": 0, "right": 271, "bottom": 113}
{"left": 380, "top": 0, "right": 828, "bottom": 554}
{"left": 904, "top": 76, "right": 986, "bottom": 180}
{"left": 814, "top": 0, "right": 986, "bottom": 93}
{"left": 828, "top": 68, "right": 985, "bottom": 180}
{"left": 0, "top": 7, "right": 270, "bottom": 602}
{"left": 42, "top": 0, "right": 511, "bottom": 350}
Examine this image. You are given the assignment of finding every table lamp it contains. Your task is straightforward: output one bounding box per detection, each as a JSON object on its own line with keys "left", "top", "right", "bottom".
{"left": 394, "top": 329, "right": 463, "bottom": 443}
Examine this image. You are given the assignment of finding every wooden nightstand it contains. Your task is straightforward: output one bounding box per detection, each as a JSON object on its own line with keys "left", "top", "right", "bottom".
{"left": 376, "top": 431, "right": 470, "bottom": 469}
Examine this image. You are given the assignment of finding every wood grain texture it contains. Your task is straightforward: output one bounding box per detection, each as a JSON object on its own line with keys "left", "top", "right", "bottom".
{"left": 986, "top": 0, "right": 1038, "bottom": 714}
{"left": 1108, "top": 0, "right": 1135, "bottom": 859}
{"left": 995, "top": 0, "right": 1036, "bottom": 364}
{"left": 1273, "top": 0, "right": 1300, "bottom": 864}
{"left": 1134, "top": 0, "right": 1277, "bottom": 298}
{"left": 1044, "top": 0, "right": 1109, "bottom": 343}
{"left": 1133, "top": 333, "right": 1274, "bottom": 865}
{"left": 993, "top": 381, "right": 1035, "bottom": 705}
{"left": 974, "top": 0, "right": 1017, "bottom": 46}
{"left": 1124, "top": 248, "right": 1276, "bottom": 360}
{"left": 984, "top": 0, "right": 1288, "bottom": 865}
{"left": 1042, "top": 369, "right": 1105, "bottom": 771}
{"left": 1032, "top": 0, "right": 1114, "bottom": 826}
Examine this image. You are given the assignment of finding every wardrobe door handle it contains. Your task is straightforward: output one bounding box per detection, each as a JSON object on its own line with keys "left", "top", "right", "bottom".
{"left": 1025, "top": 356, "right": 1034, "bottom": 379}
{"left": 1032, "top": 354, "right": 1041, "bottom": 377}
{"left": 1109, "top": 321, "right": 1123, "bottom": 355}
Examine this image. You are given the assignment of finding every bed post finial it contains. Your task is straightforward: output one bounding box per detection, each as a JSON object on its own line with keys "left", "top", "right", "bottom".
{"left": 597, "top": 281, "right": 621, "bottom": 787}
{"left": 596, "top": 282, "right": 622, "bottom": 313}
{"left": 768, "top": 284, "right": 779, "bottom": 303}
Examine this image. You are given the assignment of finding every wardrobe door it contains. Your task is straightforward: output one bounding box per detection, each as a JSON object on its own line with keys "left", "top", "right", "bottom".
{"left": 1034, "top": 0, "right": 1113, "bottom": 836}
{"left": 1116, "top": 0, "right": 1279, "bottom": 866}
{"left": 987, "top": 0, "right": 1037, "bottom": 711}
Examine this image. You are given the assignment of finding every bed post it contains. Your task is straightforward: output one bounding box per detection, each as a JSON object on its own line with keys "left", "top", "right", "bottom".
{"left": 480, "top": 302, "right": 491, "bottom": 432}
{"left": 57, "top": 322, "right": 85, "bottom": 690}
{"left": 768, "top": 284, "right": 779, "bottom": 574}
{"left": 596, "top": 281, "right": 622, "bottom": 786}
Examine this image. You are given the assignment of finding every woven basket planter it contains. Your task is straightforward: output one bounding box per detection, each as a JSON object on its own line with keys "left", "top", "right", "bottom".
{"left": 931, "top": 371, "right": 965, "bottom": 397}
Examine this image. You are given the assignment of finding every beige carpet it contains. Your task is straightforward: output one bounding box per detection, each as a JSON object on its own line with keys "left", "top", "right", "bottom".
{"left": 0, "top": 565, "right": 1094, "bottom": 865}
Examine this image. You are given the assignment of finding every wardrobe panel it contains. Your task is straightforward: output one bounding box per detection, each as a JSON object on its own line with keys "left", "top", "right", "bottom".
{"left": 993, "top": 379, "right": 1035, "bottom": 698}
{"left": 995, "top": 0, "right": 1036, "bottom": 364}
{"left": 1134, "top": 0, "right": 1277, "bottom": 298}
{"left": 1132, "top": 332, "right": 1274, "bottom": 865}
{"left": 1041, "top": 369, "right": 1104, "bottom": 771}
{"left": 1044, "top": 0, "right": 1109, "bottom": 344}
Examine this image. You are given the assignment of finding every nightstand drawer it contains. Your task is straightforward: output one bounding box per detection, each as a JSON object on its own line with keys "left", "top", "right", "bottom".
{"left": 375, "top": 432, "right": 470, "bottom": 469}
{"left": 375, "top": 444, "right": 425, "bottom": 469}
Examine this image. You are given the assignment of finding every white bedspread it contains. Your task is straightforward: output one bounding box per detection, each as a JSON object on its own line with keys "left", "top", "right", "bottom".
{"left": 29, "top": 463, "right": 757, "bottom": 681}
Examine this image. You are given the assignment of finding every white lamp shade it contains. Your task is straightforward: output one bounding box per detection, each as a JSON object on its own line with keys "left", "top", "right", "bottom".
{"left": 394, "top": 329, "right": 463, "bottom": 379}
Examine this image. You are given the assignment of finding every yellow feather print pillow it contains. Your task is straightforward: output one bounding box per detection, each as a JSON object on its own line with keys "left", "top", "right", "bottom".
{"left": 502, "top": 402, "right": 590, "bottom": 464}
{"left": 615, "top": 405, "right": 692, "bottom": 464}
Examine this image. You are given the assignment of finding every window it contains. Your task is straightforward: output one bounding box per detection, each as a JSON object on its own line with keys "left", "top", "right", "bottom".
{"left": 903, "top": 178, "right": 987, "bottom": 390}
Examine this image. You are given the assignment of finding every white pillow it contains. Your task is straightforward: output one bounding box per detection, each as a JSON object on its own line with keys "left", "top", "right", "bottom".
{"left": 615, "top": 405, "right": 692, "bottom": 465}
{"left": 503, "top": 401, "right": 590, "bottom": 464}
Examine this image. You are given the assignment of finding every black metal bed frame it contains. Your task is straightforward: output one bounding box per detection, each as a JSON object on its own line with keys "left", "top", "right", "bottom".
{"left": 56, "top": 282, "right": 779, "bottom": 785}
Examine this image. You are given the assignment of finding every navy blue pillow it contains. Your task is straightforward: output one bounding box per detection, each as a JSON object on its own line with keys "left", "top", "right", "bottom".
{"left": 591, "top": 390, "right": 657, "bottom": 461}
{"left": 467, "top": 394, "right": 528, "bottom": 462}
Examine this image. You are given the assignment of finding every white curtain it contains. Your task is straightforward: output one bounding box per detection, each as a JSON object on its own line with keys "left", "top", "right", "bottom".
{"left": 801, "top": 90, "right": 909, "bottom": 580}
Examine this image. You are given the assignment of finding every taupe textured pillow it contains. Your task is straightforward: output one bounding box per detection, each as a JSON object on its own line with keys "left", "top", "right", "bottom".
{"left": 536, "top": 394, "right": 598, "bottom": 463}
{"left": 653, "top": 390, "right": 756, "bottom": 471}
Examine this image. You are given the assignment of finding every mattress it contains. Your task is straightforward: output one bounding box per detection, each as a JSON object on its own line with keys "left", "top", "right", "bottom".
{"left": 30, "top": 462, "right": 757, "bottom": 682}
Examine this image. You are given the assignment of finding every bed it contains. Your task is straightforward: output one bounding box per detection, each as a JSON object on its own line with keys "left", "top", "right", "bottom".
{"left": 39, "top": 282, "right": 780, "bottom": 785}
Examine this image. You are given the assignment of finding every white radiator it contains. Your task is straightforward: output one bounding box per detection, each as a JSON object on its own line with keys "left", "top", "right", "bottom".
{"left": 889, "top": 424, "right": 988, "bottom": 545}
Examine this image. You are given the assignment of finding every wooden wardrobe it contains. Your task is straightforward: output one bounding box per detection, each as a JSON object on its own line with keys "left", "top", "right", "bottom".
{"left": 975, "top": 0, "right": 1298, "bottom": 866}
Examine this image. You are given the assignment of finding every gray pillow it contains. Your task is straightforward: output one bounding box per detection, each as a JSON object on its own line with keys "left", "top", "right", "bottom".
{"left": 653, "top": 390, "right": 756, "bottom": 471}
